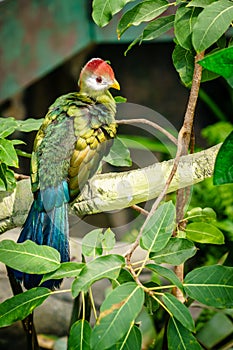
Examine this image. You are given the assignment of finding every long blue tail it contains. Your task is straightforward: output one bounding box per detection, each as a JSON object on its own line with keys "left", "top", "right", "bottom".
{"left": 13, "top": 183, "right": 69, "bottom": 290}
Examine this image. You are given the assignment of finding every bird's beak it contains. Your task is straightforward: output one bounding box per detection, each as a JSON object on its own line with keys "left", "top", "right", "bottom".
{"left": 111, "top": 79, "right": 120, "bottom": 90}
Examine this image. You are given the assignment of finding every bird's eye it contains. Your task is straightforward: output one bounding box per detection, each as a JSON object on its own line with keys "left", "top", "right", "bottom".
{"left": 96, "top": 76, "right": 102, "bottom": 83}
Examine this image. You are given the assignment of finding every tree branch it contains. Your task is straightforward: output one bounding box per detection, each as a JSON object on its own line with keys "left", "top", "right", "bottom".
{"left": 0, "top": 143, "right": 220, "bottom": 234}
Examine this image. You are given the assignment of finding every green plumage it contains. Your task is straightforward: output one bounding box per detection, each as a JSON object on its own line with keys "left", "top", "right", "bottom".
{"left": 13, "top": 58, "right": 119, "bottom": 289}
{"left": 31, "top": 91, "right": 117, "bottom": 199}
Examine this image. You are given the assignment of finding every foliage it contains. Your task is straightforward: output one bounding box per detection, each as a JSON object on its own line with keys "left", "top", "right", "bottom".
{"left": 0, "top": 117, "right": 43, "bottom": 191}
{"left": 0, "top": 202, "right": 232, "bottom": 348}
{"left": 92, "top": 0, "right": 233, "bottom": 88}
{"left": 0, "top": 0, "right": 233, "bottom": 349}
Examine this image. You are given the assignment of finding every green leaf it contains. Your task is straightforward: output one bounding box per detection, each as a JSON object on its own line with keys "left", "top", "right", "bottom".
{"left": 174, "top": 4, "right": 201, "bottom": 50}
{"left": 0, "top": 117, "right": 18, "bottom": 138}
{"left": 125, "top": 14, "right": 175, "bottom": 55}
{"left": 0, "top": 239, "right": 60, "bottom": 274}
{"left": 11, "top": 139, "right": 26, "bottom": 146}
{"left": 142, "top": 15, "right": 175, "bottom": 41}
{"left": 90, "top": 282, "right": 144, "bottom": 349}
{"left": 117, "top": 0, "right": 169, "bottom": 38}
{"left": 214, "top": 131, "right": 233, "bottom": 185}
{"left": 72, "top": 254, "right": 125, "bottom": 297}
{"left": 92, "top": 0, "right": 135, "bottom": 27}
{"left": 16, "top": 118, "right": 43, "bottom": 132}
{"left": 162, "top": 293, "right": 195, "bottom": 332}
{"left": 41, "top": 262, "right": 84, "bottom": 284}
{"left": 82, "top": 229, "right": 104, "bottom": 257}
{"left": 0, "top": 287, "right": 51, "bottom": 327}
{"left": 116, "top": 268, "right": 134, "bottom": 285}
{"left": 114, "top": 95, "right": 127, "bottom": 103}
{"left": 68, "top": 319, "right": 91, "bottom": 350}
{"left": 140, "top": 201, "right": 176, "bottom": 253}
{"left": 198, "top": 47, "right": 233, "bottom": 87}
{"left": 185, "top": 222, "right": 224, "bottom": 244}
{"left": 167, "top": 318, "right": 203, "bottom": 350}
{"left": 107, "top": 324, "right": 142, "bottom": 350}
{"left": 184, "top": 265, "right": 233, "bottom": 308}
{"left": 104, "top": 137, "right": 132, "bottom": 167}
{"left": 0, "top": 163, "right": 16, "bottom": 191}
{"left": 146, "top": 264, "right": 184, "bottom": 293}
{"left": 0, "top": 138, "right": 18, "bottom": 167}
{"left": 172, "top": 44, "right": 194, "bottom": 87}
{"left": 102, "top": 228, "right": 116, "bottom": 251}
{"left": 150, "top": 238, "right": 197, "bottom": 265}
{"left": 187, "top": 0, "right": 216, "bottom": 8}
{"left": 16, "top": 149, "right": 31, "bottom": 158}
{"left": 186, "top": 207, "right": 217, "bottom": 222}
{"left": 192, "top": 0, "right": 233, "bottom": 52}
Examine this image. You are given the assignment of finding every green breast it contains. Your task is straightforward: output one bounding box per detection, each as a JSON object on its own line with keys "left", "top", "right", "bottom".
{"left": 30, "top": 91, "right": 117, "bottom": 199}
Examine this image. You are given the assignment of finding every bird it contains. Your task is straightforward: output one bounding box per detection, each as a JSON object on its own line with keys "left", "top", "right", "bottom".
{"left": 13, "top": 58, "right": 120, "bottom": 290}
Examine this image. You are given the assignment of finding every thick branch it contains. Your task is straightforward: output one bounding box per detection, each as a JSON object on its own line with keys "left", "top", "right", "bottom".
{"left": 0, "top": 144, "right": 220, "bottom": 234}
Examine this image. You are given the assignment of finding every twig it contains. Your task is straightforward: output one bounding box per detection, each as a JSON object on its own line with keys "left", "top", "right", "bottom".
{"left": 131, "top": 204, "right": 148, "bottom": 216}
{"left": 117, "top": 118, "right": 178, "bottom": 145}
{"left": 14, "top": 173, "right": 30, "bottom": 181}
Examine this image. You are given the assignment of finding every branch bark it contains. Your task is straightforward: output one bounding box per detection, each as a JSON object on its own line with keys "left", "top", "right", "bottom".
{"left": 0, "top": 143, "right": 220, "bottom": 234}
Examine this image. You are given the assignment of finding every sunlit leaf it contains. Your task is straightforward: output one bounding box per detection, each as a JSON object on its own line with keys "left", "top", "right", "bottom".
{"left": 150, "top": 238, "right": 197, "bottom": 265}
{"left": 187, "top": 0, "right": 215, "bottom": 7}
{"left": 142, "top": 15, "right": 175, "bottom": 41}
{"left": 72, "top": 254, "right": 124, "bottom": 297}
{"left": 41, "top": 262, "right": 84, "bottom": 284}
{"left": 174, "top": 4, "right": 201, "bottom": 50}
{"left": 16, "top": 118, "right": 43, "bottom": 132}
{"left": 117, "top": 0, "right": 169, "bottom": 38}
{"left": 82, "top": 229, "right": 104, "bottom": 257}
{"left": 198, "top": 47, "right": 233, "bottom": 88}
{"left": 184, "top": 265, "right": 233, "bottom": 308}
{"left": 104, "top": 137, "right": 132, "bottom": 167}
{"left": 172, "top": 44, "right": 194, "bottom": 87}
{"left": 162, "top": 293, "right": 195, "bottom": 332}
{"left": 90, "top": 282, "right": 144, "bottom": 349}
{"left": 0, "top": 163, "right": 16, "bottom": 191}
{"left": 107, "top": 324, "right": 142, "bottom": 350}
{"left": 0, "top": 117, "right": 18, "bottom": 138}
{"left": 68, "top": 319, "right": 91, "bottom": 350}
{"left": 186, "top": 207, "right": 217, "bottom": 222}
{"left": 214, "top": 131, "right": 233, "bottom": 185}
{"left": 102, "top": 228, "right": 116, "bottom": 251}
{"left": 11, "top": 139, "right": 26, "bottom": 146}
{"left": 193, "top": 0, "right": 233, "bottom": 52}
{"left": 114, "top": 95, "right": 127, "bottom": 103}
{"left": 146, "top": 264, "right": 184, "bottom": 292}
{"left": 167, "top": 318, "right": 203, "bottom": 350}
{"left": 0, "top": 287, "right": 51, "bottom": 327}
{"left": 0, "top": 138, "right": 18, "bottom": 167}
{"left": 0, "top": 240, "right": 60, "bottom": 274}
{"left": 185, "top": 222, "right": 224, "bottom": 244}
{"left": 92, "top": 0, "right": 135, "bottom": 27}
{"left": 140, "top": 201, "right": 176, "bottom": 253}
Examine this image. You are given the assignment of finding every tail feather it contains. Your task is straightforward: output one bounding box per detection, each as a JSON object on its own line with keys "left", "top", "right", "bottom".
{"left": 13, "top": 189, "right": 69, "bottom": 290}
